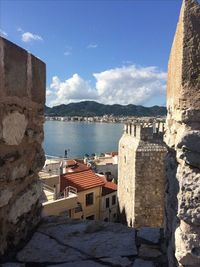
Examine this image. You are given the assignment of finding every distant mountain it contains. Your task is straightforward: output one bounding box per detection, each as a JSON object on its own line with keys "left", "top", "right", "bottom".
{"left": 45, "top": 101, "right": 166, "bottom": 117}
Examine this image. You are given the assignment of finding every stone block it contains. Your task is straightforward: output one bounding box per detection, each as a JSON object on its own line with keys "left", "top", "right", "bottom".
{"left": 132, "top": 259, "right": 155, "bottom": 267}
{"left": 2, "top": 111, "right": 28, "bottom": 145}
{"left": 1, "top": 37, "right": 28, "bottom": 98}
{"left": 175, "top": 221, "right": 200, "bottom": 266}
{"left": 138, "top": 244, "right": 162, "bottom": 258}
{"left": 30, "top": 54, "right": 46, "bottom": 104}
{"left": 137, "top": 227, "right": 161, "bottom": 244}
{"left": 17, "top": 220, "right": 137, "bottom": 263}
{"left": 0, "top": 188, "right": 13, "bottom": 207}
{"left": 101, "top": 256, "right": 132, "bottom": 266}
{"left": 8, "top": 181, "right": 42, "bottom": 224}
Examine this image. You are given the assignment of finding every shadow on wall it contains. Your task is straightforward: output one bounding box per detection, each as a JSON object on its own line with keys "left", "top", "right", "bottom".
{"left": 165, "top": 149, "right": 179, "bottom": 267}
{"left": 117, "top": 204, "right": 128, "bottom": 226}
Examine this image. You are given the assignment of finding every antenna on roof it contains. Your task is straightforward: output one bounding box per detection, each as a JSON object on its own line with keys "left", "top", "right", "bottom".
{"left": 64, "top": 148, "right": 70, "bottom": 158}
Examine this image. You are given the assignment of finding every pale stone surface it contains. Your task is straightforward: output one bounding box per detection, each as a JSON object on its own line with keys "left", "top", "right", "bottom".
{"left": 3, "top": 218, "right": 167, "bottom": 266}
{"left": 165, "top": 0, "right": 200, "bottom": 266}
{"left": 17, "top": 219, "right": 137, "bottom": 263}
{"left": 137, "top": 228, "right": 160, "bottom": 244}
{"left": 40, "top": 220, "right": 137, "bottom": 258}
{"left": 2, "top": 112, "right": 27, "bottom": 145}
{"left": 0, "top": 189, "right": 13, "bottom": 207}
{"left": 175, "top": 221, "right": 200, "bottom": 266}
{"left": 17, "top": 232, "right": 85, "bottom": 263}
{"left": 177, "top": 165, "right": 200, "bottom": 226}
{"left": 8, "top": 181, "right": 42, "bottom": 223}
{"left": 11, "top": 164, "right": 27, "bottom": 180}
{"left": 133, "top": 259, "right": 155, "bottom": 267}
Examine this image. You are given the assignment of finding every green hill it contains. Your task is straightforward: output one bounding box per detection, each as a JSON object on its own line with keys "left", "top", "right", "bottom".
{"left": 45, "top": 101, "right": 166, "bottom": 117}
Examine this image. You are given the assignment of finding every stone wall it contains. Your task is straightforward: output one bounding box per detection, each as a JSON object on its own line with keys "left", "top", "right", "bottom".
{"left": 118, "top": 123, "right": 167, "bottom": 228}
{"left": 0, "top": 37, "right": 45, "bottom": 256}
{"left": 164, "top": 0, "right": 200, "bottom": 266}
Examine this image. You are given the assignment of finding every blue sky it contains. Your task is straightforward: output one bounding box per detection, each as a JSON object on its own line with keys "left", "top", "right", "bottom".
{"left": 0, "top": 0, "right": 184, "bottom": 107}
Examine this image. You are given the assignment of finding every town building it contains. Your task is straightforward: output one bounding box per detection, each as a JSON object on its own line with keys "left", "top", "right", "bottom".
{"left": 100, "top": 180, "right": 118, "bottom": 222}
{"left": 40, "top": 158, "right": 118, "bottom": 222}
{"left": 85, "top": 152, "right": 118, "bottom": 183}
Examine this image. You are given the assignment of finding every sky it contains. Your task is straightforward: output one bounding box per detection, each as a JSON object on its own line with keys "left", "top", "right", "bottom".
{"left": 0, "top": 0, "right": 185, "bottom": 107}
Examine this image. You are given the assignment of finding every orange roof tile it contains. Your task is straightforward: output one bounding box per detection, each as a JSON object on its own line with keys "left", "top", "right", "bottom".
{"left": 66, "top": 159, "right": 77, "bottom": 167}
{"left": 102, "top": 181, "right": 117, "bottom": 196}
{"left": 61, "top": 169, "right": 105, "bottom": 192}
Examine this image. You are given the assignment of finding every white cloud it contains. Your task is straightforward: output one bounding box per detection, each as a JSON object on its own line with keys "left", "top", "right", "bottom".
{"left": 87, "top": 43, "right": 98, "bottom": 49}
{"left": 21, "top": 32, "right": 43, "bottom": 42}
{"left": 47, "top": 65, "right": 167, "bottom": 107}
{"left": 94, "top": 65, "right": 166, "bottom": 105}
{"left": 46, "top": 89, "right": 52, "bottom": 97}
{"left": 49, "top": 74, "right": 97, "bottom": 106}
{"left": 0, "top": 29, "right": 8, "bottom": 37}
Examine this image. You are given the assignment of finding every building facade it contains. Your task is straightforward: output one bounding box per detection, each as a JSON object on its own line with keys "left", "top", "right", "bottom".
{"left": 100, "top": 181, "right": 118, "bottom": 222}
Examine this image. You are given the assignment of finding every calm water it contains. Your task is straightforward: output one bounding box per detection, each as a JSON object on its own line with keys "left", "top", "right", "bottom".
{"left": 44, "top": 121, "right": 123, "bottom": 158}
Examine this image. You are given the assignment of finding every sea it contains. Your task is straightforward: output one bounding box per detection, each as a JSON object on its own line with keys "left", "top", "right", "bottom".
{"left": 43, "top": 121, "right": 123, "bottom": 158}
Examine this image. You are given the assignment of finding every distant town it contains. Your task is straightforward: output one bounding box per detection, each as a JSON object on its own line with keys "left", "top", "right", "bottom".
{"left": 45, "top": 115, "right": 166, "bottom": 124}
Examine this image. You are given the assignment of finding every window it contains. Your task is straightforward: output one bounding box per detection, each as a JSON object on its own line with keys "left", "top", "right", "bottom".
{"left": 106, "top": 197, "right": 110, "bottom": 208}
{"left": 112, "top": 195, "right": 116, "bottom": 205}
{"left": 75, "top": 202, "right": 82, "bottom": 213}
{"left": 86, "top": 192, "right": 94, "bottom": 206}
{"left": 86, "top": 215, "right": 95, "bottom": 220}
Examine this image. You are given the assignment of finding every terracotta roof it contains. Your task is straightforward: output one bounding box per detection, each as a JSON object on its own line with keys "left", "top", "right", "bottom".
{"left": 102, "top": 182, "right": 117, "bottom": 196}
{"left": 61, "top": 169, "right": 105, "bottom": 192}
{"left": 65, "top": 161, "right": 89, "bottom": 173}
{"left": 66, "top": 160, "right": 77, "bottom": 167}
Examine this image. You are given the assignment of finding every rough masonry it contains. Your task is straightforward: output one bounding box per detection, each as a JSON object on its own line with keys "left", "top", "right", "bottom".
{"left": 118, "top": 122, "right": 167, "bottom": 228}
{"left": 164, "top": 0, "right": 200, "bottom": 266}
{"left": 2, "top": 217, "right": 168, "bottom": 267}
{"left": 0, "top": 37, "right": 46, "bottom": 255}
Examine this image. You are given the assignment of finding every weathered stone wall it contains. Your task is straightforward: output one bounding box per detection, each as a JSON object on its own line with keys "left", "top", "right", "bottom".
{"left": 165, "top": 0, "right": 200, "bottom": 266}
{"left": 0, "top": 37, "right": 45, "bottom": 256}
{"left": 118, "top": 123, "right": 167, "bottom": 228}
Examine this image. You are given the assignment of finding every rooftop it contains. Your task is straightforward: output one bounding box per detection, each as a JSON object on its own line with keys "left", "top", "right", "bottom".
{"left": 102, "top": 181, "right": 117, "bottom": 196}
{"left": 65, "top": 161, "right": 89, "bottom": 173}
{"left": 61, "top": 169, "right": 105, "bottom": 192}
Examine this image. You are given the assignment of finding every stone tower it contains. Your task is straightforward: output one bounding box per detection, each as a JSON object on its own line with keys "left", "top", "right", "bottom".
{"left": 118, "top": 122, "right": 167, "bottom": 228}
{"left": 165, "top": 0, "right": 200, "bottom": 266}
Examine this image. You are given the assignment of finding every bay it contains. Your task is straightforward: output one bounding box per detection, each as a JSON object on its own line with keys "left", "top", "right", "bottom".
{"left": 43, "top": 121, "right": 123, "bottom": 158}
